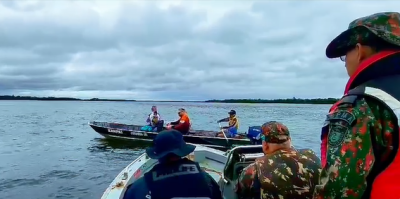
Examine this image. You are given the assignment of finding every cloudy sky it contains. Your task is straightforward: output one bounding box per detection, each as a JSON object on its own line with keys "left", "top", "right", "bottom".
{"left": 0, "top": 1, "right": 398, "bottom": 100}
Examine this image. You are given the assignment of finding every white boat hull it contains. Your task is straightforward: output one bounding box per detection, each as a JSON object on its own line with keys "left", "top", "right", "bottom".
{"left": 101, "top": 144, "right": 229, "bottom": 199}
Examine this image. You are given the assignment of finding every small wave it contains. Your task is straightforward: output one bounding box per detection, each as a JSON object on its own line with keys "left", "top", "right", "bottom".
{"left": 0, "top": 178, "right": 48, "bottom": 191}
{"left": 39, "top": 170, "right": 80, "bottom": 180}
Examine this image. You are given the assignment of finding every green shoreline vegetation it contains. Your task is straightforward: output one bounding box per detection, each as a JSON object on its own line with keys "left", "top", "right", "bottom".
{"left": 0, "top": 95, "right": 339, "bottom": 104}
{"left": 0, "top": 95, "right": 136, "bottom": 102}
{"left": 205, "top": 98, "right": 339, "bottom": 104}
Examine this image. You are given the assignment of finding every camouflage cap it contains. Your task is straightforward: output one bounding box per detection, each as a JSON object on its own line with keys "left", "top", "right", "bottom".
{"left": 326, "top": 12, "right": 400, "bottom": 58}
{"left": 261, "top": 121, "right": 290, "bottom": 144}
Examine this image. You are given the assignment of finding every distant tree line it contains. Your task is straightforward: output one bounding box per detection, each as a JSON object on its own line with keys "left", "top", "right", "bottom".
{"left": 0, "top": 95, "right": 340, "bottom": 104}
{"left": 0, "top": 95, "right": 136, "bottom": 102}
{"left": 205, "top": 97, "right": 340, "bottom": 104}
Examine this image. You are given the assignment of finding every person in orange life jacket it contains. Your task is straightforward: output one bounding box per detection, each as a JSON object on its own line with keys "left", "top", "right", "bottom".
{"left": 313, "top": 12, "right": 400, "bottom": 199}
{"left": 217, "top": 110, "right": 239, "bottom": 138}
{"left": 167, "top": 108, "right": 191, "bottom": 135}
{"left": 123, "top": 130, "right": 223, "bottom": 199}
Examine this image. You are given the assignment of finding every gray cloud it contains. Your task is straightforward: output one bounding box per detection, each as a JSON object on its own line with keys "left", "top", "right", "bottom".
{"left": 0, "top": 1, "right": 399, "bottom": 100}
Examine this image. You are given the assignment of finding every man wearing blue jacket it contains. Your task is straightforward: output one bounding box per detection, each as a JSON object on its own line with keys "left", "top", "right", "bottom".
{"left": 123, "top": 130, "right": 223, "bottom": 199}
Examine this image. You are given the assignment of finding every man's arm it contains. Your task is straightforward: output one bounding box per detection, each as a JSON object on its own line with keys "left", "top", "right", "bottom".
{"left": 157, "top": 113, "right": 161, "bottom": 120}
{"left": 368, "top": 99, "right": 395, "bottom": 162}
{"left": 235, "top": 163, "right": 257, "bottom": 198}
{"left": 217, "top": 117, "right": 229, "bottom": 123}
{"left": 146, "top": 114, "right": 151, "bottom": 124}
{"left": 313, "top": 98, "right": 394, "bottom": 198}
{"left": 170, "top": 119, "right": 180, "bottom": 125}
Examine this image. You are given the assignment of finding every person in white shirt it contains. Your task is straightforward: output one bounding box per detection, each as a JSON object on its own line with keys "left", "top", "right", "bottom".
{"left": 142, "top": 106, "right": 163, "bottom": 132}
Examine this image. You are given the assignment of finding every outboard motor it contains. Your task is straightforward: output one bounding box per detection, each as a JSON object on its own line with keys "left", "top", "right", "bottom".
{"left": 247, "top": 126, "right": 262, "bottom": 145}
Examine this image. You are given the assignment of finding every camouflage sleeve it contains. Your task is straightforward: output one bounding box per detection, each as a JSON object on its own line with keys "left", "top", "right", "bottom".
{"left": 235, "top": 163, "right": 257, "bottom": 198}
{"left": 313, "top": 98, "right": 395, "bottom": 199}
{"left": 368, "top": 99, "right": 395, "bottom": 162}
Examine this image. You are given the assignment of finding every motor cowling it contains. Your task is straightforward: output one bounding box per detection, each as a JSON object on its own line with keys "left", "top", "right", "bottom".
{"left": 247, "top": 126, "right": 262, "bottom": 145}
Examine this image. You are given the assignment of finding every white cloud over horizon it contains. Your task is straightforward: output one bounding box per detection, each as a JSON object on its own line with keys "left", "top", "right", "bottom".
{"left": 0, "top": 1, "right": 398, "bottom": 100}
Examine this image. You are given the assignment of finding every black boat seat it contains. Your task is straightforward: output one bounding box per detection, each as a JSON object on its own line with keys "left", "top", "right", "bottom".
{"left": 227, "top": 154, "right": 261, "bottom": 181}
{"left": 233, "top": 162, "right": 254, "bottom": 180}
{"left": 223, "top": 146, "right": 263, "bottom": 182}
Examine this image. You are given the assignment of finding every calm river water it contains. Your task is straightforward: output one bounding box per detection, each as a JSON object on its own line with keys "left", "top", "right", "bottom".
{"left": 0, "top": 101, "right": 330, "bottom": 199}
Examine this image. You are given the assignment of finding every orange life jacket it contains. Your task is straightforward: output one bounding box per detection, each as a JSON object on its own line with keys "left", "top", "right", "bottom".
{"left": 174, "top": 113, "right": 191, "bottom": 133}
{"left": 321, "top": 51, "right": 400, "bottom": 199}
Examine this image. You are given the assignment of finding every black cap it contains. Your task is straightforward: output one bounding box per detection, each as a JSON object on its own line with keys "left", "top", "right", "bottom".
{"left": 145, "top": 130, "right": 195, "bottom": 159}
{"left": 228, "top": 110, "right": 236, "bottom": 115}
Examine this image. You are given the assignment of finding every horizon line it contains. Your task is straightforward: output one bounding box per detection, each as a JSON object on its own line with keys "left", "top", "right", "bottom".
{"left": 0, "top": 95, "right": 340, "bottom": 102}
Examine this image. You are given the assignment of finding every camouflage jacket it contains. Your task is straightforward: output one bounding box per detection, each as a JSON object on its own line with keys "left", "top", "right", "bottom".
{"left": 313, "top": 97, "right": 395, "bottom": 198}
{"left": 236, "top": 148, "right": 321, "bottom": 199}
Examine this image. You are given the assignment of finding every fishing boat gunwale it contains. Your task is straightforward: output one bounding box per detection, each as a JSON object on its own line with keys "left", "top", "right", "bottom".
{"left": 89, "top": 121, "right": 252, "bottom": 149}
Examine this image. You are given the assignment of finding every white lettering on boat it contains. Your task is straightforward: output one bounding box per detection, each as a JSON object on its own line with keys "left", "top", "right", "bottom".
{"left": 107, "top": 129, "right": 123, "bottom": 134}
{"left": 152, "top": 164, "right": 199, "bottom": 181}
{"left": 131, "top": 132, "right": 147, "bottom": 136}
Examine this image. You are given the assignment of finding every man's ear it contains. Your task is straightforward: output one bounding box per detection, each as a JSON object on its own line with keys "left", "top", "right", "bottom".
{"left": 262, "top": 142, "right": 268, "bottom": 153}
{"left": 355, "top": 43, "right": 362, "bottom": 63}
{"left": 356, "top": 43, "right": 372, "bottom": 63}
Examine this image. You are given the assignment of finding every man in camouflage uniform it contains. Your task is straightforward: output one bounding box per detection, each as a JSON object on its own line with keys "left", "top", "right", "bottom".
{"left": 314, "top": 12, "right": 400, "bottom": 199}
{"left": 236, "top": 121, "right": 321, "bottom": 199}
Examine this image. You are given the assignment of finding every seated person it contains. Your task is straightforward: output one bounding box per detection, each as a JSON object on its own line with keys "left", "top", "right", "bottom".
{"left": 217, "top": 110, "right": 239, "bottom": 138}
{"left": 167, "top": 108, "right": 191, "bottom": 135}
{"left": 123, "top": 130, "right": 223, "bottom": 199}
{"left": 141, "top": 106, "right": 162, "bottom": 132}
{"left": 235, "top": 121, "right": 321, "bottom": 199}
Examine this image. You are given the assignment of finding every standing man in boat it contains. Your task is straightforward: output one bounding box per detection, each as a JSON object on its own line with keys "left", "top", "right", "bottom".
{"left": 236, "top": 121, "right": 321, "bottom": 199}
{"left": 314, "top": 12, "right": 400, "bottom": 199}
{"left": 217, "top": 110, "right": 239, "bottom": 138}
{"left": 167, "top": 108, "right": 191, "bottom": 135}
{"left": 123, "top": 129, "right": 223, "bottom": 199}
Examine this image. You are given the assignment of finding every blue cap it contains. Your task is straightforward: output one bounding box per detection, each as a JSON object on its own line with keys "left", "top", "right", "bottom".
{"left": 145, "top": 130, "right": 196, "bottom": 159}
